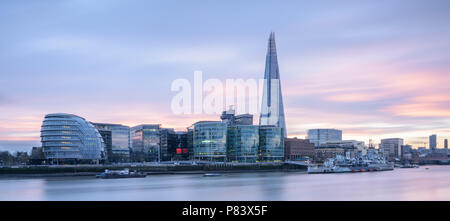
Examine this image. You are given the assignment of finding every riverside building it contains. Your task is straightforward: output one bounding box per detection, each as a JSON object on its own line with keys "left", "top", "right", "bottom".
{"left": 130, "top": 124, "right": 162, "bottom": 162}
{"left": 193, "top": 121, "right": 227, "bottom": 161}
{"left": 40, "top": 113, "right": 105, "bottom": 164}
{"left": 227, "top": 125, "right": 259, "bottom": 162}
{"left": 429, "top": 134, "right": 437, "bottom": 150}
{"left": 258, "top": 125, "right": 284, "bottom": 162}
{"left": 93, "top": 123, "right": 131, "bottom": 162}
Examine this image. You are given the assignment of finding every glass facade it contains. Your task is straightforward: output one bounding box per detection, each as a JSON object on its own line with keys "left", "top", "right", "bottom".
{"left": 160, "top": 128, "right": 177, "bottom": 161}
{"left": 227, "top": 125, "right": 259, "bottom": 162}
{"left": 93, "top": 123, "right": 131, "bottom": 162}
{"left": 193, "top": 121, "right": 227, "bottom": 161}
{"left": 259, "top": 126, "right": 284, "bottom": 162}
{"left": 259, "top": 32, "right": 287, "bottom": 138}
{"left": 307, "top": 129, "right": 342, "bottom": 147}
{"left": 130, "top": 124, "right": 161, "bottom": 162}
{"left": 173, "top": 131, "right": 190, "bottom": 160}
{"left": 40, "top": 113, "right": 105, "bottom": 162}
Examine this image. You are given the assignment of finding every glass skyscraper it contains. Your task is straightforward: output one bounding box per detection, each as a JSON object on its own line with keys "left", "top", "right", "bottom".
{"left": 259, "top": 125, "right": 284, "bottom": 162}
{"left": 259, "top": 32, "right": 287, "bottom": 138}
{"left": 40, "top": 113, "right": 105, "bottom": 163}
{"left": 193, "top": 121, "right": 227, "bottom": 161}
{"left": 227, "top": 125, "right": 259, "bottom": 162}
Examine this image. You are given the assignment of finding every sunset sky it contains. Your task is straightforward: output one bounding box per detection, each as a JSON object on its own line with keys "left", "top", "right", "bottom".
{"left": 1, "top": 0, "right": 450, "bottom": 151}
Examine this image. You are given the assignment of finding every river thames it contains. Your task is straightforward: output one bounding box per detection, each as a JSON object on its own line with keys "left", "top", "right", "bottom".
{"left": 1, "top": 165, "right": 450, "bottom": 201}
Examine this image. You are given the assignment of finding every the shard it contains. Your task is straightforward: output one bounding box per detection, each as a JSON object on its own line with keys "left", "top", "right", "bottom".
{"left": 259, "top": 32, "right": 287, "bottom": 137}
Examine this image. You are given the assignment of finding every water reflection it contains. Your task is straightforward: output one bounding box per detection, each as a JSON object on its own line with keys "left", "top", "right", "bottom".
{"left": 0, "top": 166, "right": 450, "bottom": 201}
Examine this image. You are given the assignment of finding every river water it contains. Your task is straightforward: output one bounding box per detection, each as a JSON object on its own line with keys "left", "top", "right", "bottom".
{"left": 1, "top": 165, "right": 449, "bottom": 201}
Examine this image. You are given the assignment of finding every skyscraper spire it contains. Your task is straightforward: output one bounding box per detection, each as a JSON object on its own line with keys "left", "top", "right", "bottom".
{"left": 259, "top": 32, "right": 287, "bottom": 137}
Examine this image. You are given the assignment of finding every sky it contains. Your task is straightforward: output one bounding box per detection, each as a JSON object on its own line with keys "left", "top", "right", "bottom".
{"left": 1, "top": 0, "right": 450, "bottom": 152}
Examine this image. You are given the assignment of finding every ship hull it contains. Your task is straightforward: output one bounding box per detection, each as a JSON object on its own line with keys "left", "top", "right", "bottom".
{"left": 96, "top": 174, "right": 147, "bottom": 179}
{"left": 308, "top": 165, "right": 393, "bottom": 174}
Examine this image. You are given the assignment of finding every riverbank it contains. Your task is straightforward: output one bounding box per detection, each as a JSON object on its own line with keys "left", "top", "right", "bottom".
{"left": 0, "top": 162, "right": 307, "bottom": 177}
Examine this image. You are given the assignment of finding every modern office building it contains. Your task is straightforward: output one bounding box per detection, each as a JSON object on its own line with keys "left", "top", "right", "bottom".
{"left": 227, "top": 125, "right": 259, "bottom": 162}
{"left": 380, "top": 138, "right": 404, "bottom": 161}
{"left": 172, "top": 131, "right": 190, "bottom": 160}
{"left": 429, "top": 134, "right": 437, "bottom": 150}
{"left": 97, "top": 130, "right": 112, "bottom": 159}
{"left": 130, "top": 124, "right": 161, "bottom": 162}
{"left": 259, "top": 32, "right": 287, "bottom": 138}
{"left": 40, "top": 113, "right": 105, "bottom": 163}
{"left": 258, "top": 125, "right": 284, "bottom": 162}
{"left": 284, "top": 138, "right": 315, "bottom": 161}
{"left": 160, "top": 128, "right": 177, "bottom": 161}
{"left": 193, "top": 121, "right": 227, "bottom": 161}
{"left": 307, "top": 129, "right": 343, "bottom": 147}
{"left": 220, "top": 107, "right": 253, "bottom": 126}
{"left": 93, "top": 123, "right": 131, "bottom": 162}
{"left": 445, "top": 139, "right": 448, "bottom": 149}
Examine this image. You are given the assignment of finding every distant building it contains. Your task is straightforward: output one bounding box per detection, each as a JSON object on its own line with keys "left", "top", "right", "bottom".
{"left": 429, "top": 134, "right": 437, "bottom": 150}
{"left": 445, "top": 139, "right": 448, "bottom": 149}
{"left": 130, "top": 124, "right": 161, "bottom": 162}
{"left": 93, "top": 123, "right": 131, "bottom": 162}
{"left": 380, "top": 138, "right": 403, "bottom": 161}
{"left": 259, "top": 125, "right": 284, "bottom": 162}
{"left": 193, "top": 121, "right": 227, "bottom": 161}
{"left": 40, "top": 113, "right": 105, "bottom": 164}
{"left": 307, "top": 129, "right": 342, "bottom": 147}
{"left": 284, "top": 138, "right": 315, "bottom": 161}
{"left": 220, "top": 107, "right": 253, "bottom": 126}
{"left": 401, "top": 144, "right": 413, "bottom": 159}
{"left": 227, "top": 125, "right": 259, "bottom": 162}
{"left": 14, "top": 152, "right": 29, "bottom": 165}
{"left": 324, "top": 140, "right": 367, "bottom": 156}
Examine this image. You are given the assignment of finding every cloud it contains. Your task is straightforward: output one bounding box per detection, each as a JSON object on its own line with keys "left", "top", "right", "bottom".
{"left": 1, "top": 0, "right": 450, "bottom": 151}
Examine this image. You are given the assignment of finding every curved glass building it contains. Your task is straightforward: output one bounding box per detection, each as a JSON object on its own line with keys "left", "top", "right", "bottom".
{"left": 227, "top": 125, "right": 259, "bottom": 162}
{"left": 259, "top": 125, "right": 284, "bottom": 162}
{"left": 193, "top": 121, "right": 227, "bottom": 161}
{"left": 40, "top": 113, "right": 105, "bottom": 163}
